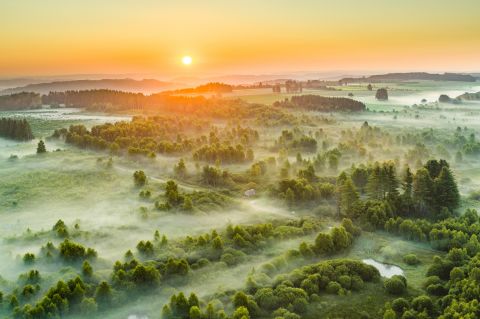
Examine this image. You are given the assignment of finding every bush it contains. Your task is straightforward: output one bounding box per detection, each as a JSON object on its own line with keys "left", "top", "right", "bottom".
{"left": 403, "top": 254, "right": 420, "bottom": 265}
{"left": 384, "top": 276, "right": 406, "bottom": 295}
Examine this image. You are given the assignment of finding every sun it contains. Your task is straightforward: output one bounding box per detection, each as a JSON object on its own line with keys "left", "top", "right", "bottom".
{"left": 182, "top": 56, "right": 192, "bottom": 65}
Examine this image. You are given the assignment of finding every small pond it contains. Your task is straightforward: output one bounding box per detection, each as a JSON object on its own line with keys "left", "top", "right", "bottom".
{"left": 362, "top": 258, "right": 404, "bottom": 278}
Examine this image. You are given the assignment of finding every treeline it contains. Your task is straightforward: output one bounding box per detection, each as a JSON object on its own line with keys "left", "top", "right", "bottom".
{"left": 273, "top": 95, "right": 366, "bottom": 112}
{"left": 340, "top": 72, "right": 477, "bottom": 83}
{"left": 193, "top": 144, "right": 254, "bottom": 164}
{"left": 53, "top": 116, "right": 259, "bottom": 160}
{"left": 0, "top": 92, "right": 42, "bottom": 110}
{"left": 0, "top": 118, "right": 34, "bottom": 140}
{"left": 163, "top": 82, "right": 233, "bottom": 95}
{"left": 52, "top": 116, "right": 210, "bottom": 156}
{"left": 457, "top": 91, "right": 480, "bottom": 101}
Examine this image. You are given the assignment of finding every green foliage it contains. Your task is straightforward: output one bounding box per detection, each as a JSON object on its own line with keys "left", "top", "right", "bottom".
{"left": 384, "top": 275, "right": 407, "bottom": 295}
{"left": 59, "top": 239, "right": 97, "bottom": 262}
{"left": 403, "top": 254, "right": 420, "bottom": 265}
{"left": 375, "top": 88, "right": 388, "bottom": 100}
{"left": 133, "top": 170, "right": 147, "bottom": 187}
{"left": 0, "top": 117, "right": 34, "bottom": 140}
{"left": 36, "top": 140, "right": 47, "bottom": 153}
{"left": 274, "top": 94, "right": 366, "bottom": 112}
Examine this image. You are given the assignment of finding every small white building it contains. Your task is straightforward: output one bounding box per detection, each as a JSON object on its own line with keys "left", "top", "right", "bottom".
{"left": 244, "top": 189, "right": 256, "bottom": 197}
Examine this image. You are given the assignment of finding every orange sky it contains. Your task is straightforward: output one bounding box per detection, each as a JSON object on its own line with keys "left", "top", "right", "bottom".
{"left": 1, "top": 0, "right": 479, "bottom": 77}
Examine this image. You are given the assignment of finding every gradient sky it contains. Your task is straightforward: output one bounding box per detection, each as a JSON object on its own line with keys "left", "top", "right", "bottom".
{"left": 1, "top": 0, "right": 479, "bottom": 77}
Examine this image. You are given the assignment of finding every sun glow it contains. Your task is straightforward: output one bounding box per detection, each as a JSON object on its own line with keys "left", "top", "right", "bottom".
{"left": 182, "top": 56, "right": 192, "bottom": 65}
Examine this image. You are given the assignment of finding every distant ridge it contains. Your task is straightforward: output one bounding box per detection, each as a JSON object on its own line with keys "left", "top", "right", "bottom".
{"left": 0, "top": 78, "right": 177, "bottom": 95}
{"left": 340, "top": 72, "right": 476, "bottom": 83}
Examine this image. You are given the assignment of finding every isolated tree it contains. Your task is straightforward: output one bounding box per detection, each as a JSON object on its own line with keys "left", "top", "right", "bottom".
{"left": 367, "top": 84, "right": 373, "bottom": 91}
{"left": 174, "top": 159, "right": 187, "bottom": 177}
{"left": 375, "top": 88, "right": 388, "bottom": 101}
{"left": 133, "top": 170, "right": 146, "bottom": 187}
{"left": 438, "top": 94, "right": 451, "bottom": 103}
{"left": 37, "top": 140, "right": 46, "bottom": 153}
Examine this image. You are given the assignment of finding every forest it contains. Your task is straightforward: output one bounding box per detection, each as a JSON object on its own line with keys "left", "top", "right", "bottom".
{"left": 0, "top": 118, "right": 34, "bottom": 141}
{"left": 2, "top": 78, "right": 480, "bottom": 319}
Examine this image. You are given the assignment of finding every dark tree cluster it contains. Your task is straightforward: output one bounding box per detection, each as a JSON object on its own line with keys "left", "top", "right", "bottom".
{"left": 163, "top": 82, "right": 233, "bottom": 95}
{"left": 336, "top": 159, "right": 460, "bottom": 229}
{"left": 284, "top": 80, "right": 303, "bottom": 93}
{"left": 273, "top": 94, "right": 366, "bottom": 112}
{"left": 0, "top": 117, "right": 34, "bottom": 141}
{"left": 193, "top": 143, "right": 253, "bottom": 164}
{"left": 375, "top": 88, "right": 388, "bottom": 101}
{"left": 274, "top": 129, "right": 317, "bottom": 153}
{"left": 0, "top": 92, "right": 42, "bottom": 110}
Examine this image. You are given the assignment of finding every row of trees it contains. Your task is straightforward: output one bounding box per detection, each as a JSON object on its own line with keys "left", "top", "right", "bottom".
{"left": 273, "top": 95, "right": 366, "bottom": 112}
{"left": 0, "top": 118, "right": 34, "bottom": 140}
{"left": 0, "top": 92, "right": 42, "bottom": 109}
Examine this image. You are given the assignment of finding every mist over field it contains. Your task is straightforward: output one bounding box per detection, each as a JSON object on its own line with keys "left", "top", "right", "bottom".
{"left": 1, "top": 0, "right": 480, "bottom": 318}
{"left": 1, "top": 76, "right": 480, "bottom": 319}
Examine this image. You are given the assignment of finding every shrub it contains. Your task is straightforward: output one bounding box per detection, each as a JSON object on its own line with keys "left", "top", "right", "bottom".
{"left": 403, "top": 254, "right": 420, "bottom": 265}
{"left": 384, "top": 276, "right": 406, "bottom": 295}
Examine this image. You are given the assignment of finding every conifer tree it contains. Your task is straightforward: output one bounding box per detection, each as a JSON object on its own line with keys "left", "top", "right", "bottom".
{"left": 339, "top": 178, "right": 359, "bottom": 216}
{"left": 413, "top": 168, "right": 434, "bottom": 213}
{"left": 435, "top": 166, "right": 460, "bottom": 211}
{"left": 37, "top": 140, "right": 46, "bottom": 153}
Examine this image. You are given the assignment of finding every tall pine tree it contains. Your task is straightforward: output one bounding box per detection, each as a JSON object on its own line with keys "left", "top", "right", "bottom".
{"left": 435, "top": 166, "right": 460, "bottom": 211}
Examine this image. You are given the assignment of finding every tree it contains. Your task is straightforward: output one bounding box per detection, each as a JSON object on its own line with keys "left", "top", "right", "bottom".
{"left": 174, "top": 159, "right": 187, "bottom": 177}
{"left": 375, "top": 88, "right": 388, "bottom": 100}
{"left": 94, "top": 281, "right": 112, "bottom": 307}
{"left": 384, "top": 275, "right": 407, "bottom": 295}
{"left": 338, "top": 178, "right": 359, "bottom": 216}
{"left": 367, "top": 84, "right": 373, "bottom": 91}
{"left": 182, "top": 196, "right": 193, "bottom": 211}
{"left": 331, "top": 226, "right": 352, "bottom": 250}
{"left": 82, "top": 261, "right": 93, "bottom": 277}
{"left": 165, "top": 180, "right": 182, "bottom": 206}
{"left": 402, "top": 166, "right": 413, "bottom": 198}
{"left": 133, "top": 170, "right": 146, "bottom": 187}
{"left": 435, "top": 166, "right": 460, "bottom": 211}
{"left": 37, "top": 140, "right": 47, "bottom": 153}
{"left": 351, "top": 166, "right": 369, "bottom": 193}
{"left": 314, "top": 233, "right": 334, "bottom": 254}
{"left": 413, "top": 168, "right": 434, "bottom": 213}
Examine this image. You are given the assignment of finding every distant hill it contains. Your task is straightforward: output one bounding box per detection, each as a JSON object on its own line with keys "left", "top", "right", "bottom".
{"left": 0, "top": 78, "right": 176, "bottom": 95}
{"left": 340, "top": 72, "right": 476, "bottom": 83}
